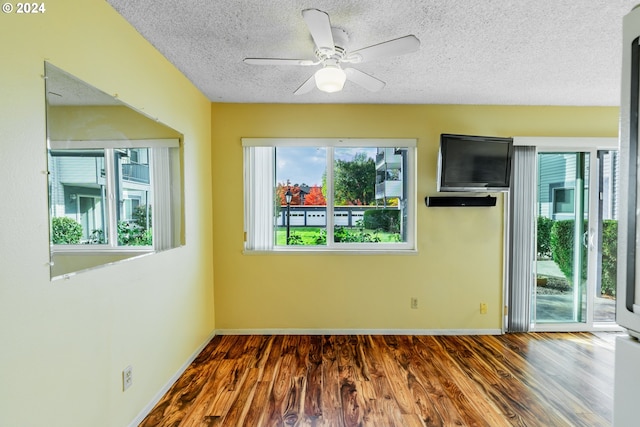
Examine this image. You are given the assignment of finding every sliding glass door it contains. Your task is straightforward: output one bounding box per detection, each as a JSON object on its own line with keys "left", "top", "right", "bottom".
{"left": 593, "top": 150, "right": 618, "bottom": 323}
{"left": 533, "top": 149, "right": 618, "bottom": 329}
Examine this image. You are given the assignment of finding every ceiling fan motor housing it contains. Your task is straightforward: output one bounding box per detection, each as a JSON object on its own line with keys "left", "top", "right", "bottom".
{"left": 316, "top": 28, "right": 349, "bottom": 60}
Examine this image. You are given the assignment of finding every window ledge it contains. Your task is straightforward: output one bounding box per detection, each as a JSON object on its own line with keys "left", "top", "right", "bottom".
{"left": 51, "top": 245, "right": 153, "bottom": 256}
{"left": 243, "top": 248, "right": 418, "bottom": 256}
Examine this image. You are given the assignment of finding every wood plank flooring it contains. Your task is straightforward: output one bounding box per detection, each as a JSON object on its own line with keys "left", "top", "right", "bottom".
{"left": 139, "top": 332, "right": 619, "bottom": 427}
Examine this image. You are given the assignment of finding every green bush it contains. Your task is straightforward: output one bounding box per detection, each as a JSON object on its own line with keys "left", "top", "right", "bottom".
{"left": 550, "top": 219, "right": 618, "bottom": 296}
{"left": 537, "top": 216, "right": 554, "bottom": 258}
{"left": 334, "top": 225, "right": 381, "bottom": 243}
{"left": 132, "top": 204, "right": 152, "bottom": 229}
{"left": 550, "top": 219, "right": 587, "bottom": 285}
{"left": 287, "top": 232, "right": 303, "bottom": 245}
{"left": 334, "top": 226, "right": 359, "bottom": 242}
{"left": 117, "top": 205, "right": 153, "bottom": 246}
{"left": 363, "top": 209, "right": 400, "bottom": 233}
{"left": 51, "top": 216, "right": 83, "bottom": 244}
{"left": 601, "top": 220, "right": 617, "bottom": 296}
{"left": 314, "top": 229, "right": 327, "bottom": 245}
{"left": 88, "top": 229, "right": 105, "bottom": 244}
{"left": 117, "top": 221, "right": 152, "bottom": 246}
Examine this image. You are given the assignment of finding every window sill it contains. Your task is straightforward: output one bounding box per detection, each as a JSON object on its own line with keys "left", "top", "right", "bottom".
{"left": 243, "top": 248, "right": 418, "bottom": 256}
{"left": 51, "top": 245, "right": 154, "bottom": 256}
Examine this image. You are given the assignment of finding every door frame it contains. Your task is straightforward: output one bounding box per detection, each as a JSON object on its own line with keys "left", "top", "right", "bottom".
{"left": 507, "top": 137, "right": 622, "bottom": 332}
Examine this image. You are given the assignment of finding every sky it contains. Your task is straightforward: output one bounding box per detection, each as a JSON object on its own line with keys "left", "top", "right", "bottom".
{"left": 276, "top": 147, "right": 326, "bottom": 187}
{"left": 275, "top": 147, "right": 376, "bottom": 187}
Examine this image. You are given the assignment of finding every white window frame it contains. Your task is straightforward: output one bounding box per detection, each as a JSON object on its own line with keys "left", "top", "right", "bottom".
{"left": 49, "top": 138, "right": 180, "bottom": 255}
{"left": 242, "top": 138, "right": 417, "bottom": 253}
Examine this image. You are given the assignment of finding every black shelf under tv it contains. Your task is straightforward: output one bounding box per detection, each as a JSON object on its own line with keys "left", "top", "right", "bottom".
{"left": 425, "top": 195, "right": 497, "bottom": 207}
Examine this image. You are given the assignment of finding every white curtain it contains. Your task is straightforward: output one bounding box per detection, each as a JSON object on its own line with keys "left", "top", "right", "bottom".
{"left": 152, "top": 147, "right": 174, "bottom": 251}
{"left": 507, "top": 146, "right": 537, "bottom": 332}
{"left": 243, "top": 146, "right": 274, "bottom": 250}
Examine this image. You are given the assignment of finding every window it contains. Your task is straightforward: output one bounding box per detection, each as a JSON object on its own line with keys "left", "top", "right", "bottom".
{"left": 48, "top": 139, "right": 181, "bottom": 252}
{"left": 553, "top": 187, "right": 575, "bottom": 214}
{"left": 243, "top": 138, "right": 416, "bottom": 252}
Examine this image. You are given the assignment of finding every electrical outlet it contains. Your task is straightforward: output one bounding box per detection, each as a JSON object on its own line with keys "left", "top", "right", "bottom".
{"left": 480, "top": 303, "right": 487, "bottom": 314}
{"left": 411, "top": 297, "right": 418, "bottom": 309}
{"left": 123, "top": 365, "right": 133, "bottom": 391}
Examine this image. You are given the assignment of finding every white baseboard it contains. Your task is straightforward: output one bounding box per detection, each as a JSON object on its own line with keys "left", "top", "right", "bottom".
{"left": 215, "top": 328, "right": 503, "bottom": 336}
{"left": 128, "top": 330, "right": 217, "bottom": 427}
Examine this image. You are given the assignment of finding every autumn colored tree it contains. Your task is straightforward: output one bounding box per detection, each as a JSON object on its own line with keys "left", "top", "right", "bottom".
{"left": 276, "top": 182, "right": 302, "bottom": 205}
{"left": 304, "top": 186, "right": 326, "bottom": 205}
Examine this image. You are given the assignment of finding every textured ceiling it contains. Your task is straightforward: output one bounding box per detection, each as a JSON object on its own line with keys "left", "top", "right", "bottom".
{"left": 106, "top": 0, "right": 638, "bottom": 106}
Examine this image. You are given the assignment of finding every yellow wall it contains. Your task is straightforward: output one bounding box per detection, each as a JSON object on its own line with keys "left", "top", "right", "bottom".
{"left": 211, "top": 103, "right": 618, "bottom": 331}
{"left": 0, "top": 0, "right": 621, "bottom": 423}
{"left": 48, "top": 105, "right": 183, "bottom": 141}
{"left": 0, "top": 1, "right": 213, "bottom": 426}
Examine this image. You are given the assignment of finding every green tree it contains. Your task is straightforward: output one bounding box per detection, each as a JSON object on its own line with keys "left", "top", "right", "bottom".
{"left": 334, "top": 152, "right": 376, "bottom": 205}
{"left": 321, "top": 171, "right": 327, "bottom": 199}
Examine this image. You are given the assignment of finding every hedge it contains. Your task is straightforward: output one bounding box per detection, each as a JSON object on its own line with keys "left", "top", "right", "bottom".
{"left": 537, "top": 216, "right": 554, "bottom": 258}
{"left": 549, "top": 218, "right": 617, "bottom": 296}
{"left": 601, "top": 220, "right": 617, "bottom": 296}
{"left": 363, "top": 209, "right": 400, "bottom": 233}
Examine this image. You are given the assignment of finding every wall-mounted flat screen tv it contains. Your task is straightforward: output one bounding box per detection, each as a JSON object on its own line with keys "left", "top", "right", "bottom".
{"left": 437, "top": 133, "right": 513, "bottom": 192}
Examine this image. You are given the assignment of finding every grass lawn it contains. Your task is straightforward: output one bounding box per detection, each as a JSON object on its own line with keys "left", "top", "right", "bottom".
{"left": 276, "top": 227, "right": 400, "bottom": 245}
{"left": 276, "top": 227, "right": 324, "bottom": 246}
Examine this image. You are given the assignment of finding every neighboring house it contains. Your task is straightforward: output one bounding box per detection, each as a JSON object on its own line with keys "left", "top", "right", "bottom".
{"left": 537, "top": 151, "right": 619, "bottom": 221}
{"left": 48, "top": 147, "right": 151, "bottom": 242}
{"left": 375, "top": 147, "right": 404, "bottom": 207}
{"left": 375, "top": 147, "right": 408, "bottom": 238}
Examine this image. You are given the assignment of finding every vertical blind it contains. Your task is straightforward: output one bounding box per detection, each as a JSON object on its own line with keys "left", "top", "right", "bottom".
{"left": 152, "top": 147, "right": 175, "bottom": 251}
{"left": 243, "top": 146, "right": 274, "bottom": 250}
{"left": 507, "top": 146, "right": 537, "bottom": 332}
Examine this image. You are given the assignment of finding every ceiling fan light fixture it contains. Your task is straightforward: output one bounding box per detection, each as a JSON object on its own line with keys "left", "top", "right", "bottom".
{"left": 314, "top": 65, "right": 346, "bottom": 93}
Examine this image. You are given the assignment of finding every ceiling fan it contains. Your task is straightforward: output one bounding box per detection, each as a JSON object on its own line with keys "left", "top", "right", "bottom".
{"left": 243, "top": 8, "right": 420, "bottom": 95}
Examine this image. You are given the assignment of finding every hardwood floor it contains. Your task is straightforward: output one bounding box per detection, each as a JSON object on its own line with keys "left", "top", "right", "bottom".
{"left": 139, "top": 332, "right": 619, "bottom": 427}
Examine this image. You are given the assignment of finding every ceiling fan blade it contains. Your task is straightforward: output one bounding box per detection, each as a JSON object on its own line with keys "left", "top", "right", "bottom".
{"left": 302, "top": 9, "right": 335, "bottom": 53}
{"left": 345, "top": 68, "right": 385, "bottom": 92}
{"left": 348, "top": 35, "right": 420, "bottom": 63}
{"left": 244, "top": 58, "right": 315, "bottom": 66}
{"left": 294, "top": 75, "right": 316, "bottom": 95}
